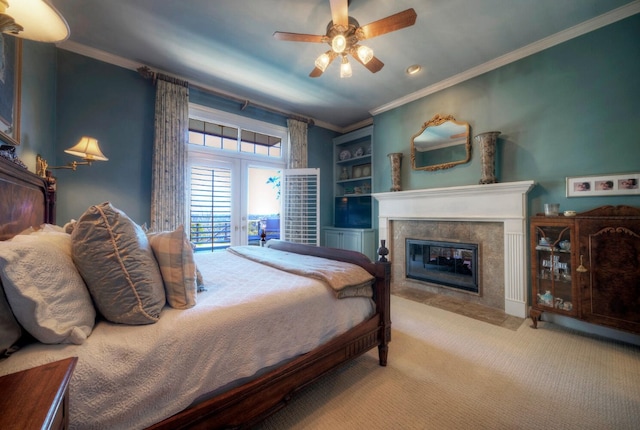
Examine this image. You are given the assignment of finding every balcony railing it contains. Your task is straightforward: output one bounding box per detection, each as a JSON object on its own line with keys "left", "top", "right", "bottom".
{"left": 190, "top": 214, "right": 279, "bottom": 251}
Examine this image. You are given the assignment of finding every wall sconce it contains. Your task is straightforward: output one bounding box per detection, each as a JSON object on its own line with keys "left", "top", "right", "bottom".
{"left": 0, "top": 0, "right": 69, "bottom": 42}
{"left": 36, "top": 137, "right": 108, "bottom": 178}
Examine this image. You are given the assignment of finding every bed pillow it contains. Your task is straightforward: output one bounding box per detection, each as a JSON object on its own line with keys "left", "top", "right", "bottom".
{"left": 0, "top": 232, "right": 95, "bottom": 345}
{"left": 72, "top": 202, "right": 166, "bottom": 325}
{"left": 147, "top": 225, "right": 197, "bottom": 309}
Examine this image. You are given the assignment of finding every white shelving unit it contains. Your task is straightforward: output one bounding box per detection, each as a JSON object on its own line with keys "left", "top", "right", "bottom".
{"left": 324, "top": 125, "right": 376, "bottom": 261}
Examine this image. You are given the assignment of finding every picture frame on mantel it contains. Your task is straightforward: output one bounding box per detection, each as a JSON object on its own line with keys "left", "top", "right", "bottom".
{"left": 566, "top": 173, "right": 640, "bottom": 197}
{"left": 0, "top": 34, "right": 22, "bottom": 146}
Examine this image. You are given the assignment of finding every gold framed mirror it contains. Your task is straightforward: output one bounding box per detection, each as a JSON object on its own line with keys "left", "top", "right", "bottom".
{"left": 410, "top": 114, "right": 471, "bottom": 171}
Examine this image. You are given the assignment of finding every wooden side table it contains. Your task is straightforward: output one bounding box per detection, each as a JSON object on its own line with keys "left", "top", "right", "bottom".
{"left": 0, "top": 357, "right": 77, "bottom": 430}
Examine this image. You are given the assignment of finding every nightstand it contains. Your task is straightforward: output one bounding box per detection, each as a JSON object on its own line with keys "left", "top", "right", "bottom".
{"left": 0, "top": 357, "right": 77, "bottom": 430}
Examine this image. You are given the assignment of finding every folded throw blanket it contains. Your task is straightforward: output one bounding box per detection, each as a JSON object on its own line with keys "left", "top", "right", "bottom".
{"left": 228, "top": 246, "right": 374, "bottom": 298}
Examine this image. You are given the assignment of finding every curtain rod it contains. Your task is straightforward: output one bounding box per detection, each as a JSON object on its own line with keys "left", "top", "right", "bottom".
{"left": 137, "top": 66, "right": 315, "bottom": 126}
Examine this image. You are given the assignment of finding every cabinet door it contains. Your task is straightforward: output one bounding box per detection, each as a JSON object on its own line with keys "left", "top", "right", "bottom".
{"left": 341, "top": 230, "right": 363, "bottom": 253}
{"left": 324, "top": 230, "right": 342, "bottom": 249}
{"left": 577, "top": 219, "right": 640, "bottom": 332}
{"left": 531, "top": 222, "right": 577, "bottom": 316}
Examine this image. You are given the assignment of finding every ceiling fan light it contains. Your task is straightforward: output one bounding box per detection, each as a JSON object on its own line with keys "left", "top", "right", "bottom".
{"left": 340, "top": 56, "right": 352, "bottom": 78}
{"left": 356, "top": 45, "right": 373, "bottom": 64}
{"left": 315, "top": 52, "right": 331, "bottom": 72}
{"left": 331, "top": 34, "right": 347, "bottom": 53}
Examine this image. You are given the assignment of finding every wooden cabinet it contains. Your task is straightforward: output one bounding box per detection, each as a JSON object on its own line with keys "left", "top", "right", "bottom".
{"left": 530, "top": 206, "right": 640, "bottom": 334}
{"left": 0, "top": 357, "right": 77, "bottom": 430}
{"left": 324, "top": 227, "right": 376, "bottom": 262}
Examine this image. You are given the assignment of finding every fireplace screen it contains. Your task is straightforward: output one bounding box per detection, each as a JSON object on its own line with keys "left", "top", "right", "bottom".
{"left": 406, "top": 239, "right": 479, "bottom": 293}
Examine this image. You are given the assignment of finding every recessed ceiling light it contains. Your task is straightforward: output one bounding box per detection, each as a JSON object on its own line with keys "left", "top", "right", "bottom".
{"left": 406, "top": 64, "right": 422, "bottom": 75}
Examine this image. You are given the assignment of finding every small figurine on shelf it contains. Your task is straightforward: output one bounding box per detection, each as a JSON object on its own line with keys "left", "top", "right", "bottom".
{"left": 339, "top": 167, "right": 349, "bottom": 180}
{"left": 537, "top": 290, "right": 553, "bottom": 306}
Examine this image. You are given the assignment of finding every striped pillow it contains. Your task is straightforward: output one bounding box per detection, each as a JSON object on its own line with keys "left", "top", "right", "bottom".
{"left": 147, "top": 225, "right": 197, "bottom": 309}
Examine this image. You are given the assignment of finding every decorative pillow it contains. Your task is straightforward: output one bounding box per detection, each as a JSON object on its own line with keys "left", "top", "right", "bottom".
{"left": 0, "top": 232, "right": 95, "bottom": 345}
{"left": 72, "top": 202, "right": 166, "bottom": 325}
{"left": 147, "top": 225, "right": 197, "bottom": 309}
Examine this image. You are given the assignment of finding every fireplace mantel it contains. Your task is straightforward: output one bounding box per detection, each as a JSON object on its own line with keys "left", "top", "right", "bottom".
{"left": 373, "top": 180, "right": 535, "bottom": 318}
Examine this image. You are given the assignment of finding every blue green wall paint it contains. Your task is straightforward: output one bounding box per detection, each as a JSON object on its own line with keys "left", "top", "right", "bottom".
{"left": 12, "top": 15, "right": 639, "bottom": 229}
{"left": 374, "top": 14, "right": 640, "bottom": 216}
{"left": 55, "top": 50, "right": 156, "bottom": 224}
{"left": 50, "top": 56, "right": 336, "bottom": 225}
{"left": 10, "top": 40, "right": 57, "bottom": 171}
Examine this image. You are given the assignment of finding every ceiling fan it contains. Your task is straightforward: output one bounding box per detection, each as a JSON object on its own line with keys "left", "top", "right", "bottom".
{"left": 273, "top": 0, "right": 417, "bottom": 78}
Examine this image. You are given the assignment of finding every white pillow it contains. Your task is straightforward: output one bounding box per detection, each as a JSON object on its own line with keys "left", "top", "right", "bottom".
{"left": 0, "top": 232, "right": 95, "bottom": 345}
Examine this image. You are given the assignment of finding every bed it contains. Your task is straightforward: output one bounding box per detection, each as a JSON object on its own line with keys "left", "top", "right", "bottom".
{"left": 0, "top": 156, "right": 391, "bottom": 429}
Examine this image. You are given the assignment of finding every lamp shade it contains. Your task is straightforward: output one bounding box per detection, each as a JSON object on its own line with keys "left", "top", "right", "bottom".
{"left": 0, "top": 0, "right": 69, "bottom": 42}
{"left": 65, "top": 137, "right": 109, "bottom": 161}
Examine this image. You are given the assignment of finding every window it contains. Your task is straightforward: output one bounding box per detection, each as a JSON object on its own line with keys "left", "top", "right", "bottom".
{"left": 188, "top": 118, "right": 282, "bottom": 158}
{"left": 187, "top": 104, "right": 288, "bottom": 249}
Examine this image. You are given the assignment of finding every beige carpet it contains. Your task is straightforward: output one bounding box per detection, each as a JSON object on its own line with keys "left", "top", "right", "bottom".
{"left": 256, "top": 295, "right": 640, "bottom": 430}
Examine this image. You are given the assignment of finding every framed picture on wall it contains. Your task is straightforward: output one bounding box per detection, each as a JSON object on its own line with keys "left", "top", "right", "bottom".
{"left": 566, "top": 173, "right": 640, "bottom": 197}
{"left": 0, "top": 34, "right": 22, "bottom": 146}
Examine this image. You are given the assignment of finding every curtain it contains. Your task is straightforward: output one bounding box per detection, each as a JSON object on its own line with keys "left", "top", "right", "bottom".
{"left": 287, "top": 119, "right": 308, "bottom": 168}
{"left": 150, "top": 76, "right": 189, "bottom": 232}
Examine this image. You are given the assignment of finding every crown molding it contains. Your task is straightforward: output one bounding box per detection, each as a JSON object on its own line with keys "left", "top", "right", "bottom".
{"left": 370, "top": 1, "right": 640, "bottom": 117}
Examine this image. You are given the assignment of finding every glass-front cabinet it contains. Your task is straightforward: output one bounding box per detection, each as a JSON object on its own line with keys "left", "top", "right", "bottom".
{"left": 530, "top": 216, "right": 578, "bottom": 326}
{"left": 530, "top": 206, "right": 640, "bottom": 334}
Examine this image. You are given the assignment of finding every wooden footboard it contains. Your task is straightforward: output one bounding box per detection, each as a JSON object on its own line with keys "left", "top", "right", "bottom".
{"left": 149, "top": 241, "right": 391, "bottom": 430}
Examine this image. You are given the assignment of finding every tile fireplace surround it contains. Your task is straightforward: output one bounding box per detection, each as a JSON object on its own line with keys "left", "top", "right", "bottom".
{"left": 374, "top": 181, "right": 535, "bottom": 318}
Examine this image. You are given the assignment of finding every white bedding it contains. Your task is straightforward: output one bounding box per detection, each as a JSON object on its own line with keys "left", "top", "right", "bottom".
{"left": 0, "top": 249, "right": 375, "bottom": 430}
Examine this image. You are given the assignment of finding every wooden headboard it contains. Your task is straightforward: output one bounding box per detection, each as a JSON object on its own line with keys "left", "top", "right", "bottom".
{"left": 0, "top": 156, "right": 54, "bottom": 240}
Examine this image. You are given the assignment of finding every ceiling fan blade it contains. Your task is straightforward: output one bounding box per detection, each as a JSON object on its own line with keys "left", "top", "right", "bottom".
{"left": 273, "top": 31, "right": 325, "bottom": 43}
{"left": 309, "top": 67, "right": 325, "bottom": 78}
{"left": 352, "top": 54, "right": 384, "bottom": 73}
{"left": 329, "top": 0, "right": 349, "bottom": 27}
{"left": 359, "top": 8, "right": 417, "bottom": 40}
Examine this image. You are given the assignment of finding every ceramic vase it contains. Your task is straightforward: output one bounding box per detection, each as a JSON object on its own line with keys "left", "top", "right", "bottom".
{"left": 475, "top": 131, "right": 501, "bottom": 184}
{"left": 388, "top": 152, "right": 403, "bottom": 192}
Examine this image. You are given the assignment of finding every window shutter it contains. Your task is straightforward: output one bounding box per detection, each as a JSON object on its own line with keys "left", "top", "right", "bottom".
{"left": 190, "top": 166, "right": 232, "bottom": 251}
{"left": 281, "top": 168, "right": 320, "bottom": 245}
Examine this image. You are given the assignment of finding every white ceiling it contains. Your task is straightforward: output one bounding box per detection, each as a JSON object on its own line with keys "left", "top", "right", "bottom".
{"left": 49, "top": 0, "right": 638, "bottom": 130}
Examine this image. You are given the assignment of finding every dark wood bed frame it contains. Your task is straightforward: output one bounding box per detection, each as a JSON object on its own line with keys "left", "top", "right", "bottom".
{"left": 0, "top": 156, "right": 392, "bottom": 429}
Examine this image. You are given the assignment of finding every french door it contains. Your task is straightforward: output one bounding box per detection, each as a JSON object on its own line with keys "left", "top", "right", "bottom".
{"left": 189, "top": 157, "right": 282, "bottom": 251}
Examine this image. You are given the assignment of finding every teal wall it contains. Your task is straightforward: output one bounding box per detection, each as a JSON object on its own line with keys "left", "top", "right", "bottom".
{"left": 54, "top": 50, "right": 156, "bottom": 224}
{"left": 373, "top": 14, "right": 640, "bottom": 216}
{"left": 50, "top": 52, "right": 336, "bottom": 225}
{"left": 10, "top": 14, "right": 639, "bottom": 228}
{"left": 8, "top": 40, "right": 57, "bottom": 171}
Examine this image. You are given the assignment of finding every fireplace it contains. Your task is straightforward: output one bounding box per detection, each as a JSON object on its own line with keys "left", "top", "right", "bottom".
{"left": 406, "top": 239, "right": 478, "bottom": 293}
{"left": 373, "top": 181, "right": 535, "bottom": 318}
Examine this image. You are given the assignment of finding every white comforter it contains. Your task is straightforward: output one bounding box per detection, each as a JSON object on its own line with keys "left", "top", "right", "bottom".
{"left": 0, "top": 249, "right": 375, "bottom": 430}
